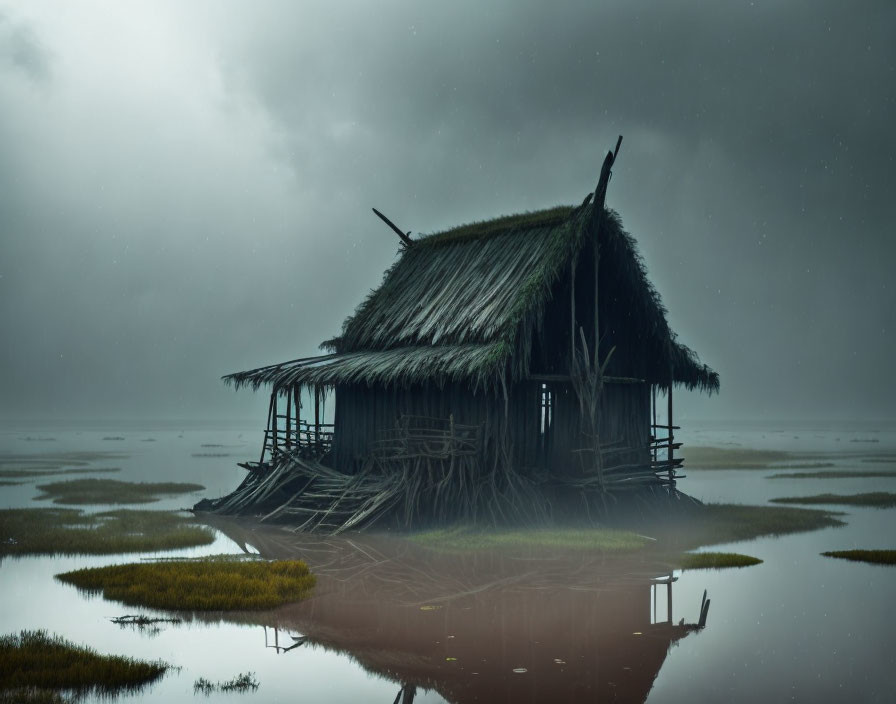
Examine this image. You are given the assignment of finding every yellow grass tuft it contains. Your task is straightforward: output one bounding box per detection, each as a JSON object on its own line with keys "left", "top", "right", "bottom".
{"left": 57, "top": 558, "right": 316, "bottom": 611}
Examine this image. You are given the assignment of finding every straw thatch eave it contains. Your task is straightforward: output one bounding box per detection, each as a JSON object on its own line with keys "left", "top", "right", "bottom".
{"left": 222, "top": 342, "right": 510, "bottom": 394}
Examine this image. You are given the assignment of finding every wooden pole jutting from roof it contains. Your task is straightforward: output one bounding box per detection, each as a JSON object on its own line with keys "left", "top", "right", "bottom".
{"left": 591, "top": 135, "right": 623, "bottom": 357}
{"left": 583, "top": 136, "right": 623, "bottom": 485}
{"left": 372, "top": 208, "right": 414, "bottom": 248}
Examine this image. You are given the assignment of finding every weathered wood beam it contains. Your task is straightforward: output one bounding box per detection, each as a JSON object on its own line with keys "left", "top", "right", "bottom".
{"left": 372, "top": 208, "right": 414, "bottom": 248}
{"left": 591, "top": 135, "right": 623, "bottom": 359}
{"left": 667, "top": 382, "right": 674, "bottom": 482}
{"left": 314, "top": 386, "right": 321, "bottom": 445}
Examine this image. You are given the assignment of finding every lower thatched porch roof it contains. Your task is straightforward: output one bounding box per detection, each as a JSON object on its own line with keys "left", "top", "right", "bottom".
{"left": 223, "top": 343, "right": 508, "bottom": 393}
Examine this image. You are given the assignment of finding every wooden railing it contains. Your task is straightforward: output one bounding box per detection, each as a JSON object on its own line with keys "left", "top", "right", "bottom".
{"left": 263, "top": 419, "right": 335, "bottom": 462}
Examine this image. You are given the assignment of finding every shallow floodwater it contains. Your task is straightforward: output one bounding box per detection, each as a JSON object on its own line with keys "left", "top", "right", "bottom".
{"left": 1, "top": 419, "right": 895, "bottom": 703}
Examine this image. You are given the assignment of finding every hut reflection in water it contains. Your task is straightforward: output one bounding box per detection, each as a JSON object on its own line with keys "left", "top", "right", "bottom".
{"left": 207, "top": 518, "right": 711, "bottom": 704}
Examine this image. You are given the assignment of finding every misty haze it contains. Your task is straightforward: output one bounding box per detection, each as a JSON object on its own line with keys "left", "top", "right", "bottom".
{"left": 1, "top": 2, "right": 894, "bottom": 703}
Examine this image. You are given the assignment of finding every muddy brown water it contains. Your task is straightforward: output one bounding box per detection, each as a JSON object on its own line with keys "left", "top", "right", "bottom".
{"left": 202, "top": 517, "right": 697, "bottom": 704}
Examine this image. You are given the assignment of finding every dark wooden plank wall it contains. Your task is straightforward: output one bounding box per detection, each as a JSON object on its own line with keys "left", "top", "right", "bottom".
{"left": 516, "top": 380, "right": 649, "bottom": 475}
{"left": 331, "top": 383, "right": 492, "bottom": 473}
{"left": 332, "top": 377, "right": 649, "bottom": 476}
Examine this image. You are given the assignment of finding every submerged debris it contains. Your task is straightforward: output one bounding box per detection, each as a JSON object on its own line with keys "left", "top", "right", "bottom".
{"left": 109, "top": 614, "right": 182, "bottom": 628}
{"left": 194, "top": 672, "right": 259, "bottom": 695}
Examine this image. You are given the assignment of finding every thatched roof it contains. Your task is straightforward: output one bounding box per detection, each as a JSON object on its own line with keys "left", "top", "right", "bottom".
{"left": 225, "top": 202, "right": 718, "bottom": 394}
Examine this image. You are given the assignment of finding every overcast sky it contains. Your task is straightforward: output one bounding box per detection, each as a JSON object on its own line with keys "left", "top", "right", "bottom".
{"left": 1, "top": 0, "right": 894, "bottom": 424}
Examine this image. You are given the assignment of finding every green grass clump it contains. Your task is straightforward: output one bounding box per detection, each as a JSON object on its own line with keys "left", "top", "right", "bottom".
{"left": 56, "top": 558, "right": 316, "bottom": 611}
{"left": 0, "top": 508, "right": 215, "bottom": 557}
{"left": 410, "top": 526, "right": 650, "bottom": 553}
{"left": 678, "top": 552, "right": 763, "bottom": 570}
{"left": 681, "top": 503, "right": 844, "bottom": 545}
{"left": 821, "top": 550, "right": 896, "bottom": 565}
{"left": 768, "top": 470, "right": 896, "bottom": 480}
{"left": 624, "top": 503, "right": 845, "bottom": 552}
{"left": 34, "top": 479, "right": 205, "bottom": 505}
{"left": 770, "top": 493, "right": 896, "bottom": 508}
{"left": 0, "top": 630, "right": 166, "bottom": 693}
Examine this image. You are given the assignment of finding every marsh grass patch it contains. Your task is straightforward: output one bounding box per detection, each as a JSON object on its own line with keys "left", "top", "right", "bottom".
{"left": 767, "top": 470, "right": 896, "bottom": 480}
{"left": 770, "top": 492, "right": 896, "bottom": 508}
{"left": 407, "top": 503, "right": 844, "bottom": 556}
{"left": 0, "top": 630, "right": 166, "bottom": 694}
{"left": 34, "top": 479, "right": 205, "bottom": 505}
{"left": 678, "top": 552, "right": 762, "bottom": 570}
{"left": 56, "top": 558, "right": 316, "bottom": 611}
{"left": 821, "top": 549, "right": 896, "bottom": 565}
{"left": 0, "top": 508, "right": 215, "bottom": 557}
{"left": 616, "top": 503, "right": 846, "bottom": 552}
{"left": 410, "top": 526, "right": 650, "bottom": 553}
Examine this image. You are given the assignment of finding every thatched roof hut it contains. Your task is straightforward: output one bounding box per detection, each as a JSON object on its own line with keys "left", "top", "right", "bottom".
{"left": 206, "top": 144, "right": 718, "bottom": 530}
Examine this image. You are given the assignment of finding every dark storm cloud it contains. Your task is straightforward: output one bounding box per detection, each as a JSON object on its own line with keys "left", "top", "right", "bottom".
{"left": 0, "top": 11, "right": 51, "bottom": 84}
{"left": 0, "top": 0, "right": 894, "bottom": 421}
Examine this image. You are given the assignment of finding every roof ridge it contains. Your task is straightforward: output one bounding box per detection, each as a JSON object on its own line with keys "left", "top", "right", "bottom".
{"left": 415, "top": 204, "right": 575, "bottom": 247}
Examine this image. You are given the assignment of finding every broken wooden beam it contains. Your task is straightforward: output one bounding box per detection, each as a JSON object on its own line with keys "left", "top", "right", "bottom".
{"left": 372, "top": 208, "right": 414, "bottom": 248}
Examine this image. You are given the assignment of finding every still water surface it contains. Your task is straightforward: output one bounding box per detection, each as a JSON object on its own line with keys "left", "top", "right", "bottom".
{"left": 1, "top": 420, "right": 894, "bottom": 703}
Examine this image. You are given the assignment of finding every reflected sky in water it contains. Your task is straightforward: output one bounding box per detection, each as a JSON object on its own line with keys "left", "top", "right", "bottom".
{"left": 1, "top": 421, "right": 895, "bottom": 703}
